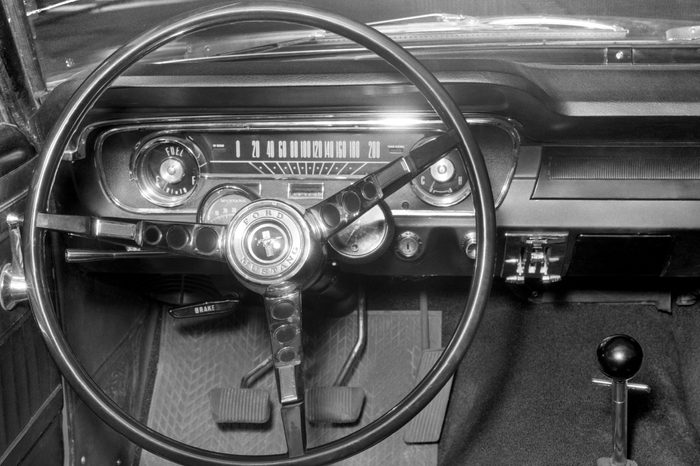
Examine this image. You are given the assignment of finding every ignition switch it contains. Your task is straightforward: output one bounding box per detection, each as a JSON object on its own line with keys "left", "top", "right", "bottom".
{"left": 395, "top": 231, "right": 423, "bottom": 260}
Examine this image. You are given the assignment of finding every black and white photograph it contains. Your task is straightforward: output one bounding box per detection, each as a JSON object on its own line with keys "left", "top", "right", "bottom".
{"left": 3, "top": 1, "right": 700, "bottom": 465}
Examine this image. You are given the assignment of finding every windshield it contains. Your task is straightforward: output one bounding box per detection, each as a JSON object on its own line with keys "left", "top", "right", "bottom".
{"left": 29, "top": 0, "right": 700, "bottom": 85}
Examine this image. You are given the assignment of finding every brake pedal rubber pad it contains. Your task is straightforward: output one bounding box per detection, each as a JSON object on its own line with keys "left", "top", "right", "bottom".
{"left": 404, "top": 348, "right": 453, "bottom": 444}
{"left": 306, "top": 386, "right": 365, "bottom": 424}
{"left": 209, "top": 387, "right": 270, "bottom": 424}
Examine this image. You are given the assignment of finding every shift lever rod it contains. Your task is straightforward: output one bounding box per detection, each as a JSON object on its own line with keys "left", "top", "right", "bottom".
{"left": 594, "top": 334, "right": 649, "bottom": 466}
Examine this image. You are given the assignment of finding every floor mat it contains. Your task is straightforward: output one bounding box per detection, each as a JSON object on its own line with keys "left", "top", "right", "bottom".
{"left": 141, "top": 308, "right": 442, "bottom": 465}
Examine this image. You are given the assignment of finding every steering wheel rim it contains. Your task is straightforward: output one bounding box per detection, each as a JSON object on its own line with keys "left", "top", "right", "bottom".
{"left": 24, "top": 2, "right": 497, "bottom": 465}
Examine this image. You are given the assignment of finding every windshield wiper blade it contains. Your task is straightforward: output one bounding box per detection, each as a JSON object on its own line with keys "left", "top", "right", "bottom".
{"left": 151, "top": 14, "right": 628, "bottom": 66}
{"left": 485, "top": 16, "right": 627, "bottom": 32}
{"left": 226, "top": 32, "right": 327, "bottom": 55}
{"left": 368, "top": 13, "right": 626, "bottom": 32}
{"left": 368, "top": 13, "right": 480, "bottom": 27}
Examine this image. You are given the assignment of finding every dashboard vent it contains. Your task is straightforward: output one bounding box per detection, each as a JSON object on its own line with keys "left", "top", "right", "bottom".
{"left": 549, "top": 153, "right": 700, "bottom": 180}
{"left": 534, "top": 146, "right": 700, "bottom": 199}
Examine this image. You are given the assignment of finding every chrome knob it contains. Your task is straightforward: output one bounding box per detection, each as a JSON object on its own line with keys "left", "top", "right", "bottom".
{"left": 159, "top": 158, "right": 186, "bottom": 184}
{"left": 0, "top": 213, "right": 28, "bottom": 311}
{"left": 429, "top": 158, "right": 455, "bottom": 183}
{"left": 462, "top": 232, "right": 477, "bottom": 260}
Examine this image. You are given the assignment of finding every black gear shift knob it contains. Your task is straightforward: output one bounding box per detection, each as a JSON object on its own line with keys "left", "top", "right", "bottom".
{"left": 597, "top": 334, "right": 643, "bottom": 381}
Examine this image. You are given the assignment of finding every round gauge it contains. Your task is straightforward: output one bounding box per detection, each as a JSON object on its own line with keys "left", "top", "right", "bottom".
{"left": 329, "top": 203, "right": 394, "bottom": 263}
{"left": 132, "top": 136, "right": 203, "bottom": 207}
{"left": 198, "top": 185, "right": 258, "bottom": 225}
{"left": 411, "top": 148, "right": 471, "bottom": 207}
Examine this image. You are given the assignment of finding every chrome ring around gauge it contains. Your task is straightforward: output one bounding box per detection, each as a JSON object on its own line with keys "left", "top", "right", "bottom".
{"left": 131, "top": 135, "right": 204, "bottom": 207}
{"left": 411, "top": 145, "right": 471, "bottom": 207}
{"left": 329, "top": 202, "right": 394, "bottom": 263}
{"left": 198, "top": 185, "right": 258, "bottom": 224}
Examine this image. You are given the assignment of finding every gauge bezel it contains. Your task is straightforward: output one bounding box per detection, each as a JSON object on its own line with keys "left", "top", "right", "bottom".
{"left": 410, "top": 149, "right": 472, "bottom": 207}
{"left": 131, "top": 135, "right": 205, "bottom": 207}
{"left": 329, "top": 201, "right": 394, "bottom": 263}
{"left": 197, "top": 184, "right": 259, "bottom": 224}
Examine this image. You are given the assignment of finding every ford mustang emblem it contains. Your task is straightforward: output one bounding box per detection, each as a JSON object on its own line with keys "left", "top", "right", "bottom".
{"left": 254, "top": 228, "right": 285, "bottom": 260}
{"left": 248, "top": 224, "right": 288, "bottom": 263}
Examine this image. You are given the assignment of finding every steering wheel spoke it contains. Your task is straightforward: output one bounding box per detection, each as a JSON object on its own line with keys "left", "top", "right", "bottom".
{"left": 36, "top": 213, "right": 227, "bottom": 260}
{"left": 263, "top": 283, "right": 306, "bottom": 457}
{"left": 305, "top": 131, "right": 458, "bottom": 241}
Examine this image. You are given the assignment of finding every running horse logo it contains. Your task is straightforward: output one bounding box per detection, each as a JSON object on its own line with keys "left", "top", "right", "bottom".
{"left": 256, "top": 229, "right": 284, "bottom": 259}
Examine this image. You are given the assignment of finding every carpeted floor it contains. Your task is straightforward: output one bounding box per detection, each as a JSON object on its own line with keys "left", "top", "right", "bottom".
{"left": 429, "top": 282, "right": 700, "bottom": 466}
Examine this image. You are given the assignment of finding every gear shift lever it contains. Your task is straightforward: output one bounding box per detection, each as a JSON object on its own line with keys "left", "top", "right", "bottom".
{"left": 593, "top": 335, "right": 650, "bottom": 466}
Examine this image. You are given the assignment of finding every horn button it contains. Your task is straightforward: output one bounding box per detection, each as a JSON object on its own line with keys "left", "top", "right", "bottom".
{"left": 226, "top": 200, "right": 321, "bottom": 290}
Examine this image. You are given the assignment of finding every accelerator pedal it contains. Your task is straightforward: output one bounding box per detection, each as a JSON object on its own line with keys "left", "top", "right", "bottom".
{"left": 404, "top": 349, "right": 453, "bottom": 444}
{"left": 307, "top": 386, "right": 365, "bottom": 424}
{"left": 209, "top": 387, "right": 270, "bottom": 424}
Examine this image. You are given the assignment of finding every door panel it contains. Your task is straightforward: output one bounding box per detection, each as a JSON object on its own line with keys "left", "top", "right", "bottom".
{"left": 0, "top": 126, "right": 62, "bottom": 465}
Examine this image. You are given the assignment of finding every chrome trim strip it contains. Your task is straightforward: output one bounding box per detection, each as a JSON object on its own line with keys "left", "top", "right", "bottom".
{"left": 391, "top": 209, "right": 475, "bottom": 218}
{"left": 87, "top": 112, "right": 520, "bottom": 217}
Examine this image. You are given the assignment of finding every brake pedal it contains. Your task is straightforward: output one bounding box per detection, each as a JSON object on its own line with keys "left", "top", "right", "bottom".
{"left": 404, "top": 349, "right": 453, "bottom": 444}
{"left": 209, "top": 387, "right": 270, "bottom": 424}
{"left": 307, "top": 386, "right": 365, "bottom": 424}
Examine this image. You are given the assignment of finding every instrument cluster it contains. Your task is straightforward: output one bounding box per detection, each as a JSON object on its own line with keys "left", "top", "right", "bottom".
{"left": 88, "top": 115, "right": 519, "bottom": 263}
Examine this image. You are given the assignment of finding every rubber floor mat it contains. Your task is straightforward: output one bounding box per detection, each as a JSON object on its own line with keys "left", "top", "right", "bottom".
{"left": 141, "top": 308, "right": 442, "bottom": 465}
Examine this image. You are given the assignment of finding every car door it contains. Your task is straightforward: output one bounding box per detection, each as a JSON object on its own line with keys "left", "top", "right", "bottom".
{"left": 0, "top": 1, "right": 63, "bottom": 463}
{"left": 0, "top": 127, "right": 63, "bottom": 465}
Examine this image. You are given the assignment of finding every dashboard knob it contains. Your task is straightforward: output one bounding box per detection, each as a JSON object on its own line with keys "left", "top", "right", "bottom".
{"left": 462, "top": 232, "right": 478, "bottom": 260}
{"left": 159, "top": 158, "right": 186, "bottom": 184}
{"left": 597, "top": 334, "right": 643, "bottom": 381}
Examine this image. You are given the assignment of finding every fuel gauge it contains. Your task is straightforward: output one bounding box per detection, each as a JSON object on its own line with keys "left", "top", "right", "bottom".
{"left": 131, "top": 136, "right": 204, "bottom": 207}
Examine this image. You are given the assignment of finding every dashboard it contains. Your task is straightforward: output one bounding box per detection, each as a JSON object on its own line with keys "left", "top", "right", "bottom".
{"left": 51, "top": 49, "right": 700, "bottom": 283}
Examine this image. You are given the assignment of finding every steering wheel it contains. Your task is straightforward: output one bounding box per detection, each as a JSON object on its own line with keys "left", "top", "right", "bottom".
{"left": 24, "top": 2, "right": 496, "bottom": 464}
